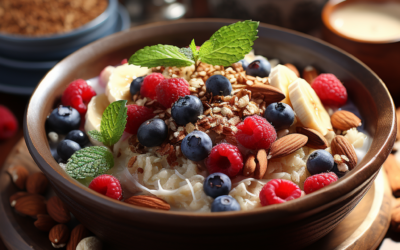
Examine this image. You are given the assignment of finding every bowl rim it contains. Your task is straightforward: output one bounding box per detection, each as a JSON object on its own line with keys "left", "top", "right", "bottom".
{"left": 25, "top": 18, "right": 396, "bottom": 220}
{"left": 322, "top": 0, "right": 400, "bottom": 44}
{"left": 0, "top": 0, "right": 117, "bottom": 42}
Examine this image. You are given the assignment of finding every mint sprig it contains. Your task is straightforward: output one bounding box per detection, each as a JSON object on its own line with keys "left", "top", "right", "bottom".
{"left": 66, "top": 146, "right": 114, "bottom": 179}
{"left": 129, "top": 44, "right": 195, "bottom": 68}
{"left": 88, "top": 100, "right": 127, "bottom": 147}
{"left": 198, "top": 20, "right": 259, "bottom": 66}
{"left": 128, "top": 20, "right": 259, "bottom": 68}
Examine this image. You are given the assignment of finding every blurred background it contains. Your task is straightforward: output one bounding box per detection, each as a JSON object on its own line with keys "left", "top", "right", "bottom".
{"left": 0, "top": 0, "right": 400, "bottom": 248}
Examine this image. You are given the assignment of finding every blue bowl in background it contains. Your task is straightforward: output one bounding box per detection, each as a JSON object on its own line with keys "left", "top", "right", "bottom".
{"left": 0, "top": 0, "right": 130, "bottom": 95}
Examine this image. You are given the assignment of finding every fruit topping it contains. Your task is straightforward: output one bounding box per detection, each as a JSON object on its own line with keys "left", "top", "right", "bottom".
{"left": 303, "top": 172, "right": 338, "bottom": 194}
{"left": 120, "top": 58, "right": 128, "bottom": 64}
{"left": 65, "top": 130, "right": 89, "bottom": 147}
{"left": 235, "top": 115, "right": 277, "bottom": 150}
{"left": 211, "top": 195, "right": 241, "bottom": 212}
{"left": 269, "top": 64, "right": 299, "bottom": 105}
{"left": 171, "top": 95, "right": 203, "bottom": 126}
{"left": 125, "top": 105, "right": 155, "bottom": 135}
{"left": 57, "top": 139, "right": 81, "bottom": 162}
{"left": 289, "top": 78, "right": 332, "bottom": 135}
{"left": 99, "top": 66, "right": 115, "bottom": 88}
{"left": 311, "top": 73, "right": 347, "bottom": 107}
{"left": 332, "top": 163, "right": 347, "bottom": 178}
{"left": 47, "top": 105, "right": 81, "bottom": 135}
{"left": 206, "top": 143, "right": 243, "bottom": 178}
{"left": 246, "top": 59, "right": 271, "bottom": 77}
{"left": 129, "top": 76, "right": 144, "bottom": 96}
{"left": 0, "top": 105, "right": 18, "bottom": 140}
{"left": 238, "top": 59, "right": 249, "bottom": 69}
{"left": 140, "top": 73, "right": 165, "bottom": 100}
{"left": 156, "top": 78, "right": 190, "bottom": 108}
{"left": 61, "top": 79, "right": 96, "bottom": 115}
{"left": 264, "top": 102, "right": 295, "bottom": 131}
{"left": 306, "top": 149, "right": 334, "bottom": 175}
{"left": 259, "top": 179, "right": 301, "bottom": 206}
{"left": 181, "top": 130, "right": 212, "bottom": 162}
{"left": 203, "top": 172, "right": 231, "bottom": 198}
{"left": 137, "top": 118, "right": 168, "bottom": 147}
{"left": 205, "top": 75, "right": 232, "bottom": 96}
{"left": 88, "top": 174, "right": 122, "bottom": 200}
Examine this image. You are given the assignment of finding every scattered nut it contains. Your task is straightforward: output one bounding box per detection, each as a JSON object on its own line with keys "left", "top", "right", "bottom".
{"left": 26, "top": 172, "right": 49, "bottom": 194}
{"left": 49, "top": 224, "right": 70, "bottom": 247}
{"left": 7, "top": 165, "right": 29, "bottom": 190}
{"left": 47, "top": 196, "right": 71, "bottom": 224}
{"left": 35, "top": 214, "right": 57, "bottom": 232}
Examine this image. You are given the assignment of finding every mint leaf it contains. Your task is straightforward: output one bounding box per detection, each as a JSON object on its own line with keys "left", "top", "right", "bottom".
{"left": 100, "top": 100, "right": 128, "bottom": 147}
{"left": 88, "top": 130, "right": 105, "bottom": 143}
{"left": 129, "top": 44, "right": 195, "bottom": 68}
{"left": 198, "top": 20, "right": 259, "bottom": 66}
{"left": 189, "top": 39, "right": 199, "bottom": 62}
{"left": 66, "top": 146, "right": 114, "bottom": 179}
{"left": 179, "top": 47, "right": 194, "bottom": 61}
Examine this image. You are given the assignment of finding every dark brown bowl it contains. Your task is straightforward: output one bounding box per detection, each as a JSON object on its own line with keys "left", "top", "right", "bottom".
{"left": 24, "top": 19, "right": 396, "bottom": 249}
{"left": 322, "top": 0, "right": 400, "bottom": 103}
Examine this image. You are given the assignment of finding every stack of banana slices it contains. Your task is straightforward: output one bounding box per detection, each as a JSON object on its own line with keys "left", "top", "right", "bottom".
{"left": 270, "top": 65, "right": 332, "bottom": 136}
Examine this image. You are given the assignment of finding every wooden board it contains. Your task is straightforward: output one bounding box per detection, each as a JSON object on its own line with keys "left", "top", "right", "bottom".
{"left": 0, "top": 139, "right": 393, "bottom": 250}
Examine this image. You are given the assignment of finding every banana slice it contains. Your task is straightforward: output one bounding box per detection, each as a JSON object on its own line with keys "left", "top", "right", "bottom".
{"left": 289, "top": 78, "right": 332, "bottom": 135}
{"left": 269, "top": 64, "right": 299, "bottom": 105}
{"left": 105, "top": 64, "right": 151, "bottom": 103}
{"left": 85, "top": 94, "right": 109, "bottom": 145}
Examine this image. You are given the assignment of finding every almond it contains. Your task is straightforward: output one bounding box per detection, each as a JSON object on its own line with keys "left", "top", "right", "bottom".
{"left": 14, "top": 194, "right": 47, "bottom": 217}
{"left": 296, "top": 127, "right": 328, "bottom": 149}
{"left": 396, "top": 108, "right": 400, "bottom": 141}
{"left": 254, "top": 149, "right": 268, "bottom": 179}
{"left": 67, "top": 224, "right": 90, "bottom": 250}
{"left": 49, "top": 224, "right": 70, "bottom": 246}
{"left": 7, "top": 165, "right": 29, "bottom": 190}
{"left": 125, "top": 195, "right": 170, "bottom": 210}
{"left": 9, "top": 191, "right": 30, "bottom": 207}
{"left": 284, "top": 63, "right": 300, "bottom": 77}
{"left": 34, "top": 214, "right": 57, "bottom": 232}
{"left": 331, "top": 110, "right": 362, "bottom": 131}
{"left": 331, "top": 135, "right": 357, "bottom": 169}
{"left": 268, "top": 134, "right": 308, "bottom": 159}
{"left": 47, "top": 196, "right": 71, "bottom": 224}
{"left": 26, "top": 172, "right": 49, "bottom": 194}
{"left": 303, "top": 65, "right": 318, "bottom": 84}
{"left": 243, "top": 155, "right": 256, "bottom": 177}
{"left": 246, "top": 84, "right": 285, "bottom": 103}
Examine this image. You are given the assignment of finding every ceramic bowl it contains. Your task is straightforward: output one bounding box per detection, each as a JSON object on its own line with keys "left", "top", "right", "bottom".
{"left": 322, "top": 0, "right": 400, "bottom": 103}
{"left": 24, "top": 19, "right": 396, "bottom": 249}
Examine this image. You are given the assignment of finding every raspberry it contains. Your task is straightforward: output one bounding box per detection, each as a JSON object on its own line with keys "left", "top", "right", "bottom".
{"left": 120, "top": 58, "right": 128, "bottom": 64}
{"left": 140, "top": 73, "right": 165, "bottom": 100}
{"left": 311, "top": 73, "right": 347, "bottom": 107}
{"left": 206, "top": 143, "right": 243, "bottom": 178}
{"left": 89, "top": 174, "right": 123, "bottom": 200}
{"left": 61, "top": 79, "right": 96, "bottom": 115}
{"left": 125, "top": 104, "right": 155, "bottom": 134}
{"left": 304, "top": 172, "right": 338, "bottom": 194}
{"left": 0, "top": 105, "right": 18, "bottom": 140}
{"left": 259, "top": 179, "right": 301, "bottom": 206}
{"left": 235, "top": 115, "right": 277, "bottom": 150}
{"left": 156, "top": 78, "right": 190, "bottom": 108}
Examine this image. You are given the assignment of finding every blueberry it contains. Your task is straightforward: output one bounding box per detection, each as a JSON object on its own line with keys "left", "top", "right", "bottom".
{"left": 137, "top": 118, "right": 168, "bottom": 147}
{"left": 211, "top": 195, "right": 241, "bottom": 212}
{"left": 181, "top": 130, "right": 212, "bottom": 162}
{"left": 239, "top": 59, "right": 249, "bottom": 70}
{"left": 47, "top": 105, "right": 81, "bottom": 134}
{"left": 205, "top": 75, "right": 232, "bottom": 96}
{"left": 331, "top": 163, "right": 347, "bottom": 178}
{"left": 65, "top": 130, "right": 89, "bottom": 147}
{"left": 246, "top": 59, "right": 271, "bottom": 77}
{"left": 172, "top": 95, "right": 203, "bottom": 126}
{"left": 203, "top": 173, "right": 231, "bottom": 198}
{"left": 57, "top": 139, "right": 81, "bottom": 162}
{"left": 307, "top": 150, "right": 334, "bottom": 175}
{"left": 264, "top": 102, "right": 295, "bottom": 131}
{"left": 130, "top": 76, "right": 144, "bottom": 96}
